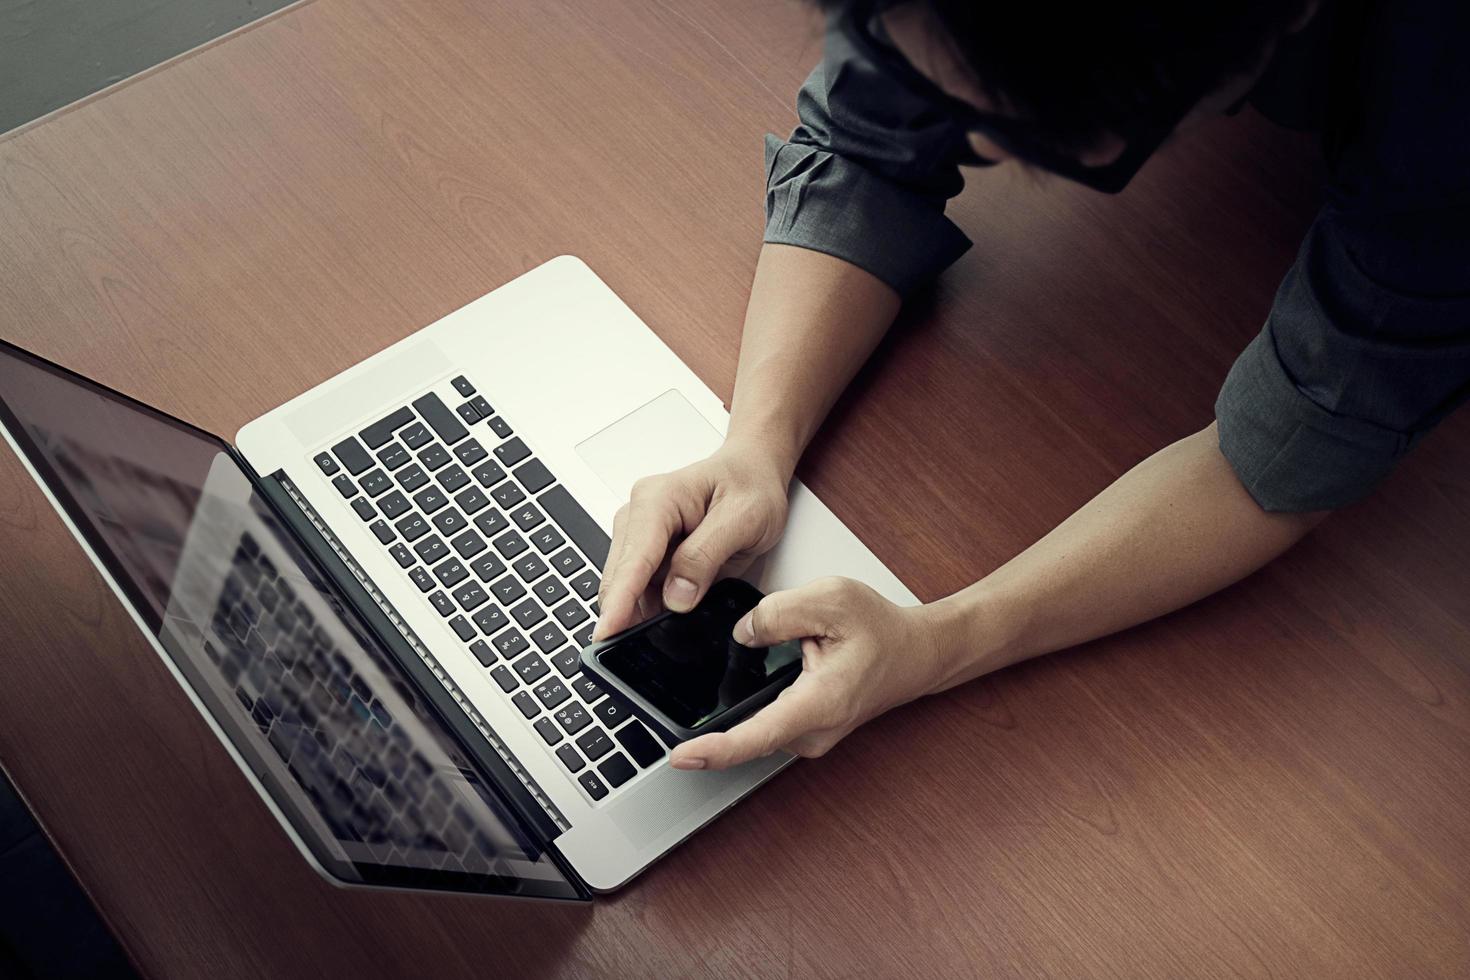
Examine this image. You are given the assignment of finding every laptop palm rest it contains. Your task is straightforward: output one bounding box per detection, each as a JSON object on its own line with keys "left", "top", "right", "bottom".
{"left": 574, "top": 389, "right": 724, "bottom": 498}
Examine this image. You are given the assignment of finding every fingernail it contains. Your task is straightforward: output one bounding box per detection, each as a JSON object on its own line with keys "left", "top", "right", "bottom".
{"left": 733, "top": 613, "right": 754, "bottom": 645}
{"left": 670, "top": 756, "right": 706, "bottom": 770}
{"left": 664, "top": 577, "right": 698, "bottom": 611}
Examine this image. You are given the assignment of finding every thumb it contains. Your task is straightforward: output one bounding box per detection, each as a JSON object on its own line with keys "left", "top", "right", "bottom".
{"left": 670, "top": 677, "right": 822, "bottom": 771}
{"left": 732, "top": 583, "right": 835, "bottom": 648}
{"left": 662, "top": 508, "right": 757, "bottom": 613}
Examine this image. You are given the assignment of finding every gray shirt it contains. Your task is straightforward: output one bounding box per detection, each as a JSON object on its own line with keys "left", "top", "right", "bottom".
{"left": 763, "top": 0, "right": 1470, "bottom": 512}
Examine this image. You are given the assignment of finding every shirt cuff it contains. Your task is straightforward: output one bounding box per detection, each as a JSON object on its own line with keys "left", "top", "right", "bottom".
{"left": 762, "top": 135, "right": 972, "bottom": 295}
{"left": 1215, "top": 326, "right": 1408, "bottom": 512}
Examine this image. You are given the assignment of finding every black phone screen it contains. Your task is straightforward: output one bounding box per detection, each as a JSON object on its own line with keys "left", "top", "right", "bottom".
{"left": 595, "top": 581, "right": 802, "bottom": 732}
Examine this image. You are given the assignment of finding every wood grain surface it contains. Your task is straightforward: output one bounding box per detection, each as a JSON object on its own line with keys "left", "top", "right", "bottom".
{"left": 1, "top": 1, "right": 1467, "bottom": 977}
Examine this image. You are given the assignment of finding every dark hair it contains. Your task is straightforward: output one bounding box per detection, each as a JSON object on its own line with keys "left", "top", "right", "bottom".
{"left": 821, "top": 0, "right": 1313, "bottom": 152}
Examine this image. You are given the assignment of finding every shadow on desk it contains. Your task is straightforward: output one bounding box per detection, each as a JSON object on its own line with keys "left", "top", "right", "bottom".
{"left": 0, "top": 769, "right": 137, "bottom": 979}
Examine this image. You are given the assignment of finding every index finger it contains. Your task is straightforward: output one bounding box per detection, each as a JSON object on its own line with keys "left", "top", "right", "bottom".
{"left": 594, "top": 496, "right": 679, "bottom": 640}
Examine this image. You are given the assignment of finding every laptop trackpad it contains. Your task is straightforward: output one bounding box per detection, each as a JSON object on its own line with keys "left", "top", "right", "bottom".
{"left": 574, "top": 390, "right": 723, "bottom": 499}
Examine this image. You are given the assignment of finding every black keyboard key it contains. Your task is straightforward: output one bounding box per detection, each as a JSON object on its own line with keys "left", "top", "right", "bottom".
{"left": 473, "top": 509, "right": 509, "bottom": 538}
{"left": 534, "top": 576, "right": 570, "bottom": 607}
{"left": 552, "top": 598, "right": 587, "bottom": 629}
{"left": 575, "top": 727, "right": 614, "bottom": 762}
{"left": 472, "top": 606, "right": 508, "bottom": 636}
{"left": 471, "top": 459, "right": 506, "bottom": 488}
{"left": 413, "top": 536, "right": 449, "bottom": 565}
{"left": 469, "top": 395, "right": 493, "bottom": 418}
{"left": 541, "top": 486, "right": 609, "bottom": 570}
{"left": 454, "top": 486, "right": 491, "bottom": 515}
{"left": 494, "top": 628, "right": 529, "bottom": 659}
{"left": 489, "top": 574, "right": 526, "bottom": 605}
{"left": 396, "top": 462, "right": 429, "bottom": 492}
{"left": 377, "top": 443, "right": 411, "bottom": 471}
{"left": 409, "top": 567, "right": 435, "bottom": 593}
{"left": 360, "top": 407, "right": 414, "bottom": 449}
{"left": 432, "top": 508, "right": 468, "bottom": 537}
{"left": 569, "top": 569, "right": 599, "bottom": 600}
{"left": 593, "top": 695, "right": 638, "bottom": 731}
{"left": 531, "top": 622, "right": 567, "bottom": 654}
{"left": 412, "top": 486, "right": 448, "bottom": 514}
{"left": 534, "top": 717, "right": 563, "bottom": 745}
{"left": 514, "top": 459, "right": 554, "bottom": 494}
{"left": 488, "top": 416, "right": 513, "bottom": 439}
{"left": 449, "top": 616, "right": 476, "bottom": 641}
{"left": 493, "top": 529, "right": 528, "bottom": 559}
{"left": 389, "top": 543, "right": 414, "bottom": 568}
{"left": 571, "top": 674, "right": 604, "bottom": 703}
{"left": 331, "top": 474, "right": 355, "bottom": 498}
{"left": 491, "top": 482, "right": 525, "bottom": 509}
{"left": 530, "top": 525, "right": 565, "bottom": 554}
{"left": 331, "top": 436, "right": 373, "bottom": 475}
{"left": 451, "top": 375, "right": 475, "bottom": 397}
{"left": 557, "top": 744, "right": 586, "bottom": 773}
{"left": 428, "top": 591, "right": 456, "bottom": 617}
{"left": 511, "top": 598, "right": 545, "bottom": 629}
{"left": 511, "top": 502, "right": 544, "bottom": 531}
{"left": 493, "top": 436, "right": 530, "bottom": 466}
{"left": 514, "top": 554, "right": 549, "bottom": 583}
{"left": 449, "top": 528, "right": 486, "bottom": 559}
{"left": 395, "top": 513, "right": 431, "bottom": 542}
{"left": 432, "top": 557, "right": 469, "bottom": 588}
{"left": 412, "top": 392, "right": 469, "bottom": 445}
{"left": 417, "top": 444, "right": 452, "bottom": 471}
{"left": 533, "top": 678, "right": 571, "bottom": 709}
{"left": 437, "top": 464, "right": 470, "bottom": 493}
{"left": 490, "top": 665, "right": 517, "bottom": 693}
{"left": 359, "top": 468, "right": 392, "bottom": 497}
{"left": 573, "top": 623, "right": 595, "bottom": 648}
{"left": 378, "top": 490, "right": 411, "bottom": 520}
{"left": 511, "top": 690, "right": 539, "bottom": 718}
{"left": 551, "top": 647, "right": 581, "bottom": 678}
{"left": 470, "top": 552, "right": 507, "bottom": 582}
{"left": 400, "top": 422, "right": 432, "bottom": 450}
{"left": 555, "top": 703, "right": 592, "bottom": 736}
{"left": 314, "top": 452, "right": 339, "bottom": 475}
{"left": 598, "top": 752, "right": 637, "bottom": 787}
{"left": 550, "top": 546, "right": 586, "bottom": 578}
{"left": 456, "top": 439, "right": 488, "bottom": 467}
{"left": 455, "top": 402, "right": 481, "bottom": 425}
{"left": 577, "top": 771, "right": 608, "bottom": 800}
{"left": 350, "top": 497, "right": 375, "bottom": 520}
{"left": 511, "top": 651, "right": 549, "bottom": 684}
{"left": 452, "top": 580, "right": 489, "bottom": 611}
{"left": 369, "top": 520, "right": 395, "bottom": 544}
{"left": 469, "top": 639, "right": 495, "bottom": 667}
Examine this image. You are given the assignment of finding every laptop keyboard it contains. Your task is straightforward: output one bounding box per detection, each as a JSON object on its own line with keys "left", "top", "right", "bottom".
{"left": 313, "top": 374, "right": 667, "bottom": 805}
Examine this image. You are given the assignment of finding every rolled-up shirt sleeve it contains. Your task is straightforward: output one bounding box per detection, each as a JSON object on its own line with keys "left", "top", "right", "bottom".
{"left": 764, "top": 18, "right": 973, "bottom": 294}
{"left": 1216, "top": 202, "right": 1470, "bottom": 512}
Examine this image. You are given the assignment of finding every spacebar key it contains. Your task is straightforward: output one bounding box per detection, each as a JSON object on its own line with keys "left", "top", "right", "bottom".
{"left": 411, "top": 392, "right": 469, "bottom": 445}
{"left": 539, "top": 485, "right": 609, "bottom": 570}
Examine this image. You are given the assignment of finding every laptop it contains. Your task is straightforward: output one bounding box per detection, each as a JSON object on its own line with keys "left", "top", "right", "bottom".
{"left": 0, "top": 256, "right": 915, "bottom": 898}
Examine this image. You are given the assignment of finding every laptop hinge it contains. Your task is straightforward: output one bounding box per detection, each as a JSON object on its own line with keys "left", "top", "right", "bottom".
{"left": 235, "top": 451, "right": 573, "bottom": 852}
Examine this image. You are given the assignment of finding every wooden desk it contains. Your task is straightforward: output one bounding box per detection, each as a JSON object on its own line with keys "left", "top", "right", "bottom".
{"left": 2, "top": 1, "right": 1467, "bottom": 976}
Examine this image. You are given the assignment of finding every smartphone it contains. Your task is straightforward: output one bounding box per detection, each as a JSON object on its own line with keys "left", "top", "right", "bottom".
{"left": 580, "top": 579, "right": 803, "bottom": 742}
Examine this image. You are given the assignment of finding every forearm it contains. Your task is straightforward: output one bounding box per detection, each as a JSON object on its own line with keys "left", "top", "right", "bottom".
{"left": 724, "top": 243, "right": 901, "bottom": 475}
{"left": 928, "top": 423, "right": 1328, "bottom": 687}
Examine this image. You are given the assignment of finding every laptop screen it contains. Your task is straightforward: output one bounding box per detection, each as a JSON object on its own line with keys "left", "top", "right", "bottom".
{"left": 0, "top": 341, "right": 582, "bottom": 899}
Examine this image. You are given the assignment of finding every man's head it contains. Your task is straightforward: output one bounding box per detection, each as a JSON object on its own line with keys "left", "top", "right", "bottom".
{"left": 822, "top": 0, "right": 1322, "bottom": 188}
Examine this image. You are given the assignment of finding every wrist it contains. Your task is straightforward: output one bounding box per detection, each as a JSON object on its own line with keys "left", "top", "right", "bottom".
{"left": 919, "top": 581, "right": 1031, "bottom": 693}
{"left": 719, "top": 424, "right": 802, "bottom": 484}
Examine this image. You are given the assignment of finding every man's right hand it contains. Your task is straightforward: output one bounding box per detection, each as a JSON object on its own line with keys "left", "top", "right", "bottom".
{"left": 593, "top": 444, "right": 792, "bottom": 640}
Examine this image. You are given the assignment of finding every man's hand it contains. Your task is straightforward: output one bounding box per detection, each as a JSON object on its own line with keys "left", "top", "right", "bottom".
{"left": 594, "top": 444, "right": 792, "bottom": 640}
{"left": 669, "top": 577, "right": 955, "bottom": 771}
